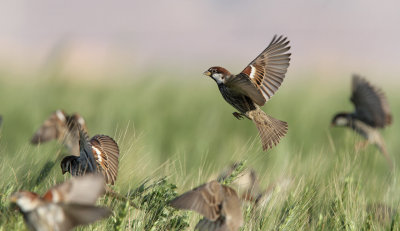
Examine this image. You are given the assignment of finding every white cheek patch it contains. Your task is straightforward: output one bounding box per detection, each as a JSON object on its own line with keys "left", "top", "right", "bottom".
{"left": 212, "top": 73, "right": 224, "bottom": 84}
{"left": 249, "top": 65, "right": 256, "bottom": 79}
{"left": 55, "top": 110, "right": 66, "bottom": 122}
{"left": 92, "top": 146, "right": 103, "bottom": 162}
{"left": 336, "top": 117, "right": 348, "bottom": 126}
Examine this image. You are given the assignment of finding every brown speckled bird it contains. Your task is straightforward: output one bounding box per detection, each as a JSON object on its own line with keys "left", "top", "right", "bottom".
{"left": 203, "top": 35, "right": 291, "bottom": 151}
{"left": 10, "top": 174, "right": 111, "bottom": 231}
{"left": 60, "top": 127, "right": 120, "bottom": 185}
{"left": 31, "top": 110, "right": 87, "bottom": 156}
{"left": 170, "top": 180, "right": 243, "bottom": 231}
{"left": 331, "top": 75, "right": 393, "bottom": 168}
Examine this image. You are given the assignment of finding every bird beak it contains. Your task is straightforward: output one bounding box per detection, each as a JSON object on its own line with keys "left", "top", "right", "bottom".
{"left": 10, "top": 195, "right": 17, "bottom": 203}
{"left": 203, "top": 71, "right": 211, "bottom": 76}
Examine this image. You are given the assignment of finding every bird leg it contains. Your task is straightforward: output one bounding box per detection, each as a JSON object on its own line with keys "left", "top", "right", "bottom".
{"left": 232, "top": 112, "right": 244, "bottom": 120}
{"left": 355, "top": 140, "right": 369, "bottom": 152}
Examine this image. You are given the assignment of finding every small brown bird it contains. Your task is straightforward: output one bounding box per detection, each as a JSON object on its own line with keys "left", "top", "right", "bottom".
{"left": 204, "top": 35, "right": 291, "bottom": 151}
{"left": 331, "top": 75, "right": 393, "bottom": 168}
{"left": 31, "top": 110, "right": 87, "bottom": 156}
{"left": 10, "top": 174, "right": 111, "bottom": 231}
{"left": 170, "top": 180, "right": 243, "bottom": 231}
{"left": 60, "top": 127, "right": 120, "bottom": 185}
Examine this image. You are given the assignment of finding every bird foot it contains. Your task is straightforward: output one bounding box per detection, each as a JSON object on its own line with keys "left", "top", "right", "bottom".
{"left": 232, "top": 112, "right": 244, "bottom": 120}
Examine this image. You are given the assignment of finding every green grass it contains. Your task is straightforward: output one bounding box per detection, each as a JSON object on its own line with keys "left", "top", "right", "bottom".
{"left": 0, "top": 73, "right": 399, "bottom": 230}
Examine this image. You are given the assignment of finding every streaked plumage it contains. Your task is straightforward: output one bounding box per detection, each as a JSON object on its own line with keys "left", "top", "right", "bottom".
{"left": 204, "top": 35, "right": 291, "bottom": 151}
{"left": 170, "top": 180, "right": 243, "bottom": 231}
{"left": 331, "top": 75, "right": 393, "bottom": 168}
{"left": 10, "top": 174, "right": 111, "bottom": 231}
{"left": 31, "top": 110, "right": 87, "bottom": 156}
{"left": 60, "top": 127, "right": 120, "bottom": 185}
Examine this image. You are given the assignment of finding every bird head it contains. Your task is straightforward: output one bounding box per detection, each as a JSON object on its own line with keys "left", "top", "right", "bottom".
{"left": 203, "top": 66, "right": 231, "bottom": 85}
{"left": 331, "top": 113, "right": 351, "bottom": 127}
{"left": 10, "top": 191, "right": 40, "bottom": 212}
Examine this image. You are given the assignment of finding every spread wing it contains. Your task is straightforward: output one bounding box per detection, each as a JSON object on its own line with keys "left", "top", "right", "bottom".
{"left": 170, "top": 181, "right": 224, "bottom": 221}
{"left": 78, "top": 127, "right": 98, "bottom": 173}
{"left": 225, "top": 35, "right": 291, "bottom": 106}
{"left": 57, "top": 204, "right": 111, "bottom": 231}
{"left": 351, "top": 75, "right": 392, "bottom": 128}
{"left": 90, "top": 135, "right": 120, "bottom": 185}
{"left": 43, "top": 174, "right": 106, "bottom": 205}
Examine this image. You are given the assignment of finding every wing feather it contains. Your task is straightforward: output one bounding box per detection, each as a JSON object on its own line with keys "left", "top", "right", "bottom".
{"left": 351, "top": 75, "right": 392, "bottom": 128}
{"left": 170, "top": 181, "right": 224, "bottom": 221}
{"left": 225, "top": 35, "right": 291, "bottom": 106}
{"left": 90, "top": 135, "right": 120, "bottom": 185}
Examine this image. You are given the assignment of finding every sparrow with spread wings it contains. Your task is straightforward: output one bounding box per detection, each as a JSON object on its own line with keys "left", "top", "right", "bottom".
{"left": 60, "top": 127, "right": 120, "bottom": 185}
{"left": 31, "top": 110, "right": 87, "bottom": 156}
{"left": 170, "top": 180, "right": 243, "bottom": 231}
{"left": 331, "top": 75, "right": 393, "bottom": 168}
{"left": 203, "top": 35, "right": 291, "bottom": 151}
{"left": 10, "top": 174, "right": 111, "bottom": 231}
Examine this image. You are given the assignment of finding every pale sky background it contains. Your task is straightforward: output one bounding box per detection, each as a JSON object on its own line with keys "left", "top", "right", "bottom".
{"left": 0, "top": 0, "right": 399, "bottom": 81}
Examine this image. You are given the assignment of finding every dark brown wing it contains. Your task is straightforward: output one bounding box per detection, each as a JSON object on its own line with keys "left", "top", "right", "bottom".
{"left": 226, "top": 35, "right": 291, "bottom": 106}
{"left": 43, "top": 174, "right": 106, "bottom": 205}
{"left": 90, "top": 135, "right": 120, "bottom": 185}
{"left": 31, "top": 110, "right": 65, "bottom": 144}
{"left": 351, "top": 75, "right": 392, "bottom": 128}
{"left": 78, "top": 127, "right": 98, "bottom": 173}
{"left": 170, "top": 180, "right": 225, "bottom": 221}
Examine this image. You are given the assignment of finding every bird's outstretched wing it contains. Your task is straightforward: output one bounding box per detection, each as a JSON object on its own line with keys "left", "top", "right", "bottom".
{"left": 226, "top": 35, "right": 291, "bottom": 106}
{"left": 42, "top": 174, "right": 106, "bottom": 205}
{"left": 351, "top": 75, "right": 392, "bottom": 128}
{"left": 90, "top": 135, "right": 120, "bottom": 185}
{"left": 78, "top": 126, "right": 98, "bottom": 173}
{"left": 170, "top": 181, "right": 225, "bottom": 221}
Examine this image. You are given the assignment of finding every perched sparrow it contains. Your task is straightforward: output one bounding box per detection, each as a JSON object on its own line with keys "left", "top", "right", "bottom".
{"left": 31, "top": 110, "right": 87, "bottom": 156}
{"left": 203, "top": 35, "right": 291, "bottom": 151}
{"left": 170, "top": 180, "right": 243, "bottom": 231}
{"left": 10, "top": 174, "right": 111, "bottom": 231}
{"left": 60, "top": 127, "right": 120, "bottom": 185}
{"left": 331, "top": 75, "right": 393, "bottom": 168}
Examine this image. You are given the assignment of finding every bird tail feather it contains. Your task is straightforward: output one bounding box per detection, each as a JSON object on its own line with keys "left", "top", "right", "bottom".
{"left": 248, "top": 109, "right": 288, "bottom": 151}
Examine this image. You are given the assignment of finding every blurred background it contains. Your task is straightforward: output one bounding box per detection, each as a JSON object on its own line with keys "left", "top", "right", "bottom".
{"left": 0, "top": 0, "right": 399, "bottom": 82}
{"left": 1, "top": 1, "right": 400, "bottom": 229}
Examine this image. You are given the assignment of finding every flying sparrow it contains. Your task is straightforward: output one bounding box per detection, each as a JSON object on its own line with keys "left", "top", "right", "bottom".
{"left": 31, "top": 110, "right": 87, "bottom": 156}
{"left": 331, "top": 75, "right": 393, "bottom": 168}
{"left": 203, "top": 35, "right": 291, "bottom": 151}
{"left": 60, "top": 127, "right": 120, "bottom": 185}
{"left": 170, "top": 180, "right": 243, "bottom": 231}
{"left": 10, "top": 174, "right": 111, "bottom": 231}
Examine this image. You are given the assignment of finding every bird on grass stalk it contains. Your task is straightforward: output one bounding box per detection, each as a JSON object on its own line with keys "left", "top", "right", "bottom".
{"left": 203, "top": 35, "right": 291, "bottom": 151}
{"left": 331, "top": 75, "right": 393, "bottom": 169}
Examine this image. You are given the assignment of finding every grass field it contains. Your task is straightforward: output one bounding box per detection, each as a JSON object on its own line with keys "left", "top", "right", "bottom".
{"left": 0, "top": 72, "right": 399, "bottom": 230}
